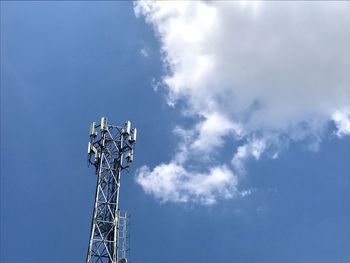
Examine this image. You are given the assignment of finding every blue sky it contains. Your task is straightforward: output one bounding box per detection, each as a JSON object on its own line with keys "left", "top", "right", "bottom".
{"left": 1, "top": 2, "right": 349, "bottom": 263}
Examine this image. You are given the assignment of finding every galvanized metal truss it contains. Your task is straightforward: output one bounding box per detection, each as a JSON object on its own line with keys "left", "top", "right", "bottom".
{"left": 86, "top": 117, "right": 136, "bottom": 263}
{"left": 118, "top": 211, "right": 130, "bottom": 262}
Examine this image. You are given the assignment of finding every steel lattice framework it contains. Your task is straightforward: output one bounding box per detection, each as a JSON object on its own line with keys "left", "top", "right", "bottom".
{"left": 86, "top": 117, "right": 136, "bottom": 263}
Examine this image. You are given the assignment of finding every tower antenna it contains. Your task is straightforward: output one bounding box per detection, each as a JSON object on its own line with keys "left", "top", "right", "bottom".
{"left": 86, "top": 117, "right": 137, "bottom": 263}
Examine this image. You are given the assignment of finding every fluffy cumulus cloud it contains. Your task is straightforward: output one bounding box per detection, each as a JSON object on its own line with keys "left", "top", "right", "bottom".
{"left": 134, "top": 1, "right": 350, "bottom": 204}
{"left": 332, "top": 107, "right": 350, "bottom": 137}
{"left": 137, "top": 164, "right": 237, "bottom": 205}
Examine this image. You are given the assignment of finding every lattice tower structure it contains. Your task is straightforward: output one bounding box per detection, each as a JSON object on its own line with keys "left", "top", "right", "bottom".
{"left": 86, "top": 117, "right": 136, "bottom": 263}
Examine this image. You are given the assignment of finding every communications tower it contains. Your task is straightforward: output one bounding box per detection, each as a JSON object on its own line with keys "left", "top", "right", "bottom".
{"left": 86, "top": 117, "right": 137, "bottom": 263}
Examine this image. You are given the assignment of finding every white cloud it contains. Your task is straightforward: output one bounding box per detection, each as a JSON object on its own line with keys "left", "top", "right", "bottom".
{"left": 240, "top": 189, "right": 254, "bottom": 198}
{"left": 136, "top": 164, "right": 237, "bottom": 205}
{"left": 232, "top": 138, "right": 266, "bottom": 174}
{"left": 134, "top": 1, "right": 350, "bottom": 204}
{"left": 332, "top": 107, "right": 350, "bottom": 137}
{"left": 189, "top": 112, "right": 243, "bottom": 154}
{"left": 139, "top": 47, "right": 149, "bottom": 58}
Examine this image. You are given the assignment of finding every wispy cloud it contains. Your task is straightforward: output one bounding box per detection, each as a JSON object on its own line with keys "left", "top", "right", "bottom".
{"left": 139, "top": 47, "right": 149, "bottom": 58}
{"left": 134, "top": 1, "right": 350, "bottom": 204}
